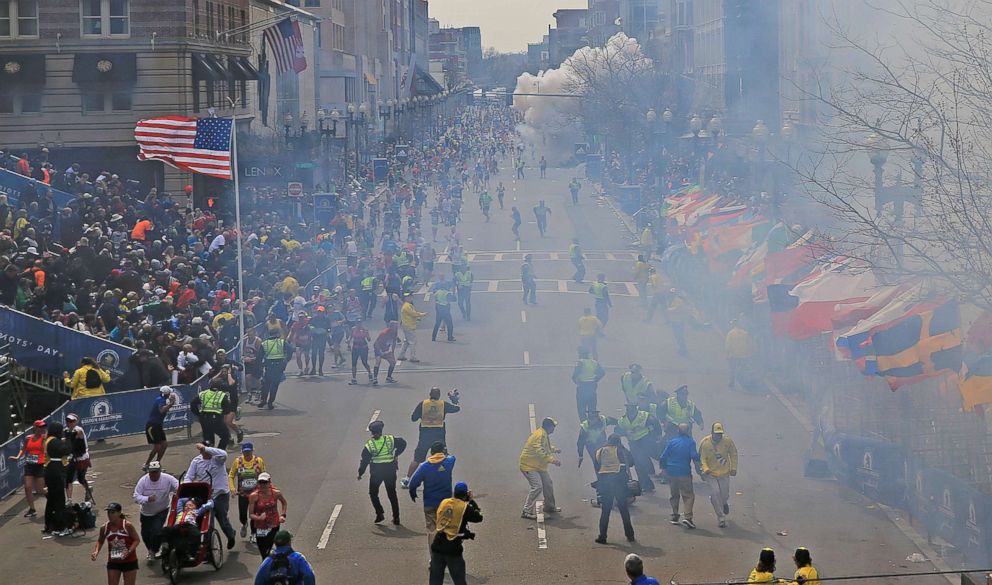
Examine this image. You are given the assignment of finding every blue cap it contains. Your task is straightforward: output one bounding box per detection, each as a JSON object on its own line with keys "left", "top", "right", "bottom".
{"left": 454, "top": 482, "right": 469, "bottom": 495}
{"left": 241, "top": 442, "right": 254, "bottom": 452}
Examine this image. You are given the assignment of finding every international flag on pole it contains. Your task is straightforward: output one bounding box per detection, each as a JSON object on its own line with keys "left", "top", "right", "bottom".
{"left": 135, "top": 116, "right": 233, "bottom": 180}
{"left": 263, "top": 18, "right": 307, "bottom": 74}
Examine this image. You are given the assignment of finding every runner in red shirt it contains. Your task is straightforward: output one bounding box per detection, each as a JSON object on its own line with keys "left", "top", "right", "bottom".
{"left": 349, "top": 320, "right": 373, "bottom": 385}
{"left": 373, "top": 321, "right": 399, "bottom": 385}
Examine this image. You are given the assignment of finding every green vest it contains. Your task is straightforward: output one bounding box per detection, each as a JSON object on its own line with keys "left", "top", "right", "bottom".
{"left": 365, "top": 435, "right": 396, "bottom": 464}
{"left": 199, "top": 388, "right": 225, "bottom": 415}
{"left": 580, "top": 415, "right": 609, "bottom": 448}
{"left": 575, "top": 358, "right": 599, "bottom": 382}
{"left": 617, "top": 411, "right": 650, "bottom": 441}
{"left": 395, "top": 252, "right": 410, "bottom": 267}
{"left": 362, "top": 276, "right": 376, "bottom": 291}
{"left": 621, "top": 372, "right": 650, "bottom": 405}
{"left": 435, "top": 289, "right": 451, "bottom": 306}
{"left": 455, "top": 271, "right": 472, "bottom": 287}
{"left": 569, "top": 244, "right": 581, "bottom": 259}
{"left": 665, "top": 396, "right": 697, "bottom": 426}
{"left": 262, "top": 338, "right": 286, "bottom": 361}
{"left": 591, "top": 281, "right": 607, "bottom": 300}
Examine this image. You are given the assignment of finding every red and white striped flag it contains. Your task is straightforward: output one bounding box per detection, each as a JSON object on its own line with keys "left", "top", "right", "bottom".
{"left": 263, "top": 18, "right": 307, "bottom": 74}
{"left": 135, "top": 116, "right": 233, "bottom": 180}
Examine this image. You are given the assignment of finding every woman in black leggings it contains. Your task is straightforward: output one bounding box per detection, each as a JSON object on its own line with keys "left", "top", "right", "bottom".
{"left": 44, "top": 422, "right": 70, "bottom": 535}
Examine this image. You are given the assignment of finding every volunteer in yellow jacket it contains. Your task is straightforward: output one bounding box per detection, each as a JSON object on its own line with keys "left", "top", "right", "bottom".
{"left": 725, "top": 319, "right": 754, "bottom": 389}
{"left": 398, "top": 294, "right": 428, "bottom": 363}
{"left": 790, "top": 547, "right": 820, "bottom": 585}
{"left": 698, "top": 421, "right": 738, "bottom": 528}
{"left": 64, "top": 357, "right": 111, "bottom": 399}
{"left": 748, "top": 548, "right": 777, "bottom": 584}
{"left": 519, "top": 417, "right": 561, "bottom": 519}
{"left": 404, "top": 386, "right": 461, "bottom": 482}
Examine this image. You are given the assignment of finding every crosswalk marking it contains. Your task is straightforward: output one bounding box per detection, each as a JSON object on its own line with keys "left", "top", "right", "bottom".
{"left": 416, "top": 279, "right": 640, "bottom": 297}
{"left": 435, "top": 250, "right": 637, "bottom": 263}
{"left": 488, "top": 280, "right": 499, "bottom": 292}
{"left": 625, "top": 282, "right": 639, "bottom": 296}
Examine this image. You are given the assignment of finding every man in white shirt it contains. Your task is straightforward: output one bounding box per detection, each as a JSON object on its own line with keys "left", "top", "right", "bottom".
{"left": 185, "top": 443, "right": 237, "bottom": 549}
{"left": 132, "top": 461, "right": 179, "bottom": 561}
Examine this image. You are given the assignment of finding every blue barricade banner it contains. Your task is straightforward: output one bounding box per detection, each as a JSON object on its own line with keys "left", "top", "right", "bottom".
{"left": 825, "top": 432, "right": 906, "bottom": 507}
{"left": 0, "top": 306, "right": 134, "bottom": 388}
{"left": 0, "top": 168, "right": 74, "bottom": 207}
{"left": 66, "top": 379, "right": 205, "bottom": 442}
{"left": 0, "top": 403, "right": 67, "bottom": 500}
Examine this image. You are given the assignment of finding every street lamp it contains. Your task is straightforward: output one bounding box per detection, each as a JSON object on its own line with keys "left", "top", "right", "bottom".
{"left": 781, "top": 119, "right": 796, "bottom": 142}
{"left": 662, "top": 108, "right": 673, "bottom": 123}
{"left": 299, "top": 111, "right": 309, "bottom": 135}
{"left": 283, "top": 112, "right": 294, "bottom": 140}
{"left": 751, "top": 119, "right": 769, "bottom": 143}
{"left": 646, "top": 108, "right": 657, "bottom": 123}
{"left": 707, "top": 114, "right": 723, "bottom": 138}
{"left": 689, "top": 113, "right": 703, "bottom": 135}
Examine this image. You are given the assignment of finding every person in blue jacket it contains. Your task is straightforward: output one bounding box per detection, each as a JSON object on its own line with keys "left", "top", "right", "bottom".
{"left": 408, "top": 441, "right": 455, "bottom": 547}
{"left": 253, "top": 530, "right": 316, "bottom": 585}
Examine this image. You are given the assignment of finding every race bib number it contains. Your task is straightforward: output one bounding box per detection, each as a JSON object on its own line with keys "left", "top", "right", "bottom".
{"left": 255, "top": 527, "right": 272, "bottom": 538}
{"left": 110, "top": 541, "right": 128, "bottom": 560}
{"left": 241, "top": 478, "right": 257, "bottom": 491}
{"left": 25, "top": 454, "right": 39, "bottom": 464}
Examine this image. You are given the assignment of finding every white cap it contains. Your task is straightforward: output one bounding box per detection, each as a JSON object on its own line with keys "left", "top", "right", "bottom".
{"left": 159, "top": 386, "right": 173, "bottom": 394}
{"left": 258, "top": 472, "right": 272, "bottom": 482}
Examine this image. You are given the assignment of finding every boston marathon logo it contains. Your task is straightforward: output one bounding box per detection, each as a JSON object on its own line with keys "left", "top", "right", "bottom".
{"left": 82, "top": 398, "right": 124, "bottom": 435}
{"left": 97, "top": 348, "right": 126, "bottom": 376}
{"left": 163, "top": 389, "right": 191, "bottom": 425}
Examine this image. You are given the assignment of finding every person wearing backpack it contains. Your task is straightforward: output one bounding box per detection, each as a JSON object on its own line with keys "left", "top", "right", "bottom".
{"left": 64, "top": 356, "right": 110, "bottom": 399}
{"left": 253, "top": 530, "right": 315, "bottom": 585}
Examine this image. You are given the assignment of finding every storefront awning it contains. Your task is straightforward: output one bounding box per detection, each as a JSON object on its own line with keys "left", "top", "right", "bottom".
{"left": 0, "top": 54, "right": 46, "bottom": 85}
{"left": 72, "top": 53, "right": 136, "bottom": 83}
{"left": 192, "top": 53, "right": 226, "bottom": 81}
{"left": 228, "top": 56, "right": 258, "bottom": 81}
{"left": 205, "top": 54, "right": 233, "bottom": 80}
{"left": 415, "top": 65, "right": 443, "bottom": 94}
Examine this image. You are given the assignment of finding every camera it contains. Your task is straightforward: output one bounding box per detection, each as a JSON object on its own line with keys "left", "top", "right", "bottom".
{"left": 447, "top": 389, "right": 460, "bottom": 405}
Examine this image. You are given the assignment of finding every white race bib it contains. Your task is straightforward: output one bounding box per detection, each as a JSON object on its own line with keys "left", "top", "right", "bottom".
{"left": 255, "top": 527, "right": 272, "bottom": 537}
{"left": 25, "top": 454, "right": 39, "bottom": 464}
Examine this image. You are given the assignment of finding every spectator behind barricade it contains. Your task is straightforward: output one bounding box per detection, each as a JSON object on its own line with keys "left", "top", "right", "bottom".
{"left": 63, "top": 356, "right": 110, "bottom": 399}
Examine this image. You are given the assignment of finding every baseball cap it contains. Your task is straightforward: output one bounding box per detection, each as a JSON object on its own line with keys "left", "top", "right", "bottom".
{"left": 273, "top": 529, "right": 293, "bottom": 545}
{"left": 66, "top": 413, "right": 79, "bottom": 422}
{"left": 454, "top": 482, "right": 469, "bottom": 496}
{"left": 105, "top": 502, "right": 123, "bottom": 512}
{"left": 241, "top": 442, "right": 254, "bottom": 452}
{"left": 159, "top": 385, "right": 173, "bottom": 394}
{"left": 258, "top": 472, "right": 272, "bottom": 482}
{"left": 147, "top": 461, "right": 162, "bottom": 471}
{"left": 541, "top": 417, "right": 558, "bottom": 428}
{"left": 32, "top": 419, "right": 46, "bottom": 428}
{"left": 368, "top": 420, "right": 385, "bottom": 432}
{"left": 712, "top": 422, "right": 725, "bottom": 434}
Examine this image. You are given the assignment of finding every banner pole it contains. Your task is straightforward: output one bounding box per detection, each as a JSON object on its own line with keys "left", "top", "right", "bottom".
{"left": 231, "top": 121, "right": 247, "bottom": 347}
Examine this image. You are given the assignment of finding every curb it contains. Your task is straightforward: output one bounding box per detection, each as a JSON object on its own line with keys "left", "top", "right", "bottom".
{"left": 594, "top": 187, "right": 638, "bottom": 236}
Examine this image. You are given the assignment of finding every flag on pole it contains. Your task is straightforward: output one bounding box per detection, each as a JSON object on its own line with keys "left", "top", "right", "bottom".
{"left": 135, "top": 116, "right": 233, "bottom": 180}
{"left": 263, "top": 18, "right": 307, "bottom": 74}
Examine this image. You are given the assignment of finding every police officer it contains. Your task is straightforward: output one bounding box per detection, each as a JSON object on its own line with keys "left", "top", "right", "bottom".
{"left": 432, "top": 285, "right": 456, "bottom": 342}
{"left": 259, "top": 330, "right": 294, "bottom": 410}
{"left": 616, "top": 403, "right": 662, "bottom": 493}
{"left": 454, "top": 265, "right": 473, "bottom": 320}
{"left": 571, "top": 347, "right": 605, "bottom": 420}
{"left": 405, "top": 386, "right": 462, "bottom": 483}
{"left": 620, "top": 364, "right": 655, "bottom": 406}
{"left": 360, "top": 270, "right": 379, "bottom": 319}
{"left": 589, "top": 273, "right": 612, "bottom": 328}
{"left": 569, "top": 238, "right": 586, "bottom": 283}
{"left": 521, "top": 254, "right": 537, "bottom": 305}
{"left": 358, "top": 420, "right": 407, "bottom": 524}
{"left": 594, "top": 434, "right": 635, "bottom": 545}
{"left": 657, "top": 384, "right": 703, "bottom": 438}
{"left": 577, "top": 409, "right": 617, "bottom": 472}
{"left": 191, "top": 378, "right": 232, "bottom": 449}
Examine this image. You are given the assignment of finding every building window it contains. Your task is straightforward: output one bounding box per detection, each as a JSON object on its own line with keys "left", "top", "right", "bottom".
{"left": 0, "top": 0, "right": 39, "bottom": 38}
{"left": 82, "top": 90, "right": 131, "bottom": 113}
{"left": 304, "top": 0, "right": 319, "bottom": 7}
{"left": 81, "top": 0, "right": 129, "bottom": 37}
{"left": 0, "top": 90, "right": 40, "bottom": 114}
{"left": 205, "top": 1, "right": 212, "bottom": 36}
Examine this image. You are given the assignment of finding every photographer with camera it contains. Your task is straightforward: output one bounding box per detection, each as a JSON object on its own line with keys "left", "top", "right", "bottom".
{"left": 404, "top": 386, "right": 461, "bottom": 486}
{"left": 429, "top": 482, "right": 482, "bottom": 585}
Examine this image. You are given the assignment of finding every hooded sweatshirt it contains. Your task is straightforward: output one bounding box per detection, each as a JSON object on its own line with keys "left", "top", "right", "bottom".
{"left": 408, "top": 453, "right": 456, "bottom": 508}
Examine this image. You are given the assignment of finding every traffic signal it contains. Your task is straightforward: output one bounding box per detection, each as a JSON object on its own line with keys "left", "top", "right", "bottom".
{"left": 207, "top": 197, "right": 216, "bottom": 208}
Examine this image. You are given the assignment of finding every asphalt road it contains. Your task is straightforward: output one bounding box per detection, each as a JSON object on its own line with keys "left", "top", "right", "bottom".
{"left": 0, "top": 166, "right": 951, "bottom": 585}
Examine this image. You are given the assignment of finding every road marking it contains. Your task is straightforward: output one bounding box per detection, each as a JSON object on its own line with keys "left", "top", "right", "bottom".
{"left": 549, "top": 252, "right": 559, "bottom": 260}
{"left": 528, "top": 403, "right": 536, "bottom": 432}
{"left": 488, "top": 280, "right": 498, "bottom": 292}
{"left": 625, "top": 282, "right": 639, "bottom": 296}
{"left": 523, "top": 351, "right": 530, "bottom": 365}
{"left": 521, "top": 310, "right": 527, "bottom": 323}
{"left": 558, "top": 280, "right": 568, "bottom": 293}
{"left": 516, "top": 240, "right": 521, "bottom": 251}
{"left": 605, "top": 252, "right": 616, "bottom": 260}
{"left": 494, "top": 253, "right": 504, "bottom": 261}
{"left": 317, "top": 504, "right": 343, "bottom": 549}
{"left": 369, "top": 410, "right": 381, "bottom": 425}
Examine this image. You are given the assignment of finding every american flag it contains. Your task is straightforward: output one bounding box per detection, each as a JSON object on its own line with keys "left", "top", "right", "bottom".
{"left": 135, "top": 116, "right": 233, "bottom": 180}
{"left": 263, "top": 18, "right": 308, "bottom": 74}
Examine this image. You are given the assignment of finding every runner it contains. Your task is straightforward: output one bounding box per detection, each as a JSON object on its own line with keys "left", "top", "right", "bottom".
{"left": 373, "top": 320, "right": 400, "bottom": 385}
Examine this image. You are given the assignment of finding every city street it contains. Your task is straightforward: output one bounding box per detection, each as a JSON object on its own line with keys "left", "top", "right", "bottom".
{"left": 0, "top": 166, "right": 948, "bottom": 585}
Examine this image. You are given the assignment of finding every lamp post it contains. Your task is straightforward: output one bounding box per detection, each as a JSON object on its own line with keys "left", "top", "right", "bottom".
{"left": 751, "top": 119, "right": 770, "bottom": 194}
{"left": 283, "top": 112, "right": 294, "bottom": 142}
{"left": 346, "top": 103, "right": 357, "bottom": 177}
{"left": 866, "top": 131, "right": 920, "bottom": 222}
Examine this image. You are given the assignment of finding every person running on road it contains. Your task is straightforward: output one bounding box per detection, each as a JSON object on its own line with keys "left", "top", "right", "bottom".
{"left": 479, "top": 190, "right": 492, "bottom": 222}
{"left": 791, "top": 547, "right": 820, "bottom": 585}
{"left": 373, "top": 320, "right": 400, "bottom": 385}
{"left": 133, "top": 461, "right": 178, "bottom": 561}
{"left": 643, "top": 267, "right": 667, "bottom": 322}
{"left": 666, "top": 287, "right": 690, "bottom": 356}
{"left": 349, "top": 319, "right": 373, "bottom": 385}
{"left": 496, "top": 182, "right": 506, "bottom": 209}
{"left": 405, "top": 386, "right": 461, "bottom": 481}
{"left": 260, "top": 330, "right": 294, "bottom": 410}
{"left": 578, "top": 308, "right": 603, "bottom": 359}
{"left": 659, "top": 422, "right": 702, "bottom": 529}
{"left": 431, "top": 285, "right": 456, "bottom": 342}
{"left": 253, "top": 530, "right": 316, "bottom": 585}
{"left": 616, "top": 403, "right": 662, "bottom": 493}
{"left": 429, "top": 482, "right": 483, "bottom": 585}
{"left": 533, "top": 200, "right": 551, "bottom": 237}
{"left": 519, "top": 416, "right": 561, "bottom": 519}
{"left": 570, "top": 238, "right": 586, "bottom": 283}
{"left": 577, "top": 409, "right": 617, "bottom": 472}
{"left": 569, "top": 178, "right": 581, "bottom": 205}
{"left": 191, "top": 378, "right": 232, "bottom": 449}
{"left": 699, "top": 422, "right": 738, "bottom": 528}
{"left": 144, "top": 386, "right": 176, "bottom": 471}
{"left": 229, "top": 442, "right": 266, "bottom": 541}
{"left": 248, "top": 472, "right": 287, "bottom": 560}
{"left": 511, "top": 207, "right": 522, "bottom": 240}
{"left": 308, "top": 306, "right": 331, "bottom": 376}
{"left": 572, "top": 347, "right": 605, "bottom": 420}
{"left": 521, "top": 254, "right": 537, "bottom": 305}
{"left": 620, "top": 364, "right": 655, "bottom": 406}
{"left": 408, "top": 441, "right": 456, "bottom": 547}
{"left": 398, "top": 294, "right": 427, "bottom": 362}
{"left": 725, "top": 319, "right": 754, "bottom": 389}
{"left": 657, "top": 384, "right": 703, "bottom": 438}
{"left": 358, "top": 420, "right": 407, "bottom": 524}
{"left": 589, "top": 274, "right": 612, "bottom": 328}
{"left": 91, "top": 502, "right": 141, "bottom": 585}
{"left": 454, "top": 264, "right": 474, "bottom": 320}
{"left": 748, "top": 548, "right": 777, "bottom": 584}
{"left": 633, "top": 255, "right": 651, "bottom": 308}
{"left": 594, "top": 433, "right": 636, "bottom": 545}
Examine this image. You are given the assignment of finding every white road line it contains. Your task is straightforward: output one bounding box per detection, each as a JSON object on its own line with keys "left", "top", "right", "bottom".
{"left": 549, "top": 252, "right": 559, "bottom": 260}
{"left": 520, "top": 310, "right": 527, "bottom": 323}
{"left": 523, "top": 351, "right": 531, "bottom": 365}
{"left": 605, "top": 252, "right": 616, "bottom": 260}
{"left": 625, "top": 282, "right": 639, "bottom": 296}
{"left": 528, "top": 403, "right": 536, "bottom": 432}
{"left": 369, "top": 410, "right": 381, "bottom": 425}
{"left": 487, "top": 280, "right": 499, "bottom": 292}
{"left": 557, "top": 280, "right": 568, "bottom": 293}
{"left": 468, "top": 253, "right": 476, "bottom": 261}
{"left": 494, "top": 253, "right": 504, "bottom": 261}
{"left": 516, "top": 240, "right": 521, "bottom": 251}
{"left": 316, "top": 504, "right": 343, "bottom": 549}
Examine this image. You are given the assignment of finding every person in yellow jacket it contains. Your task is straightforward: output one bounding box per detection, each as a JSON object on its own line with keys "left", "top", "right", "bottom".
{"left": 725, "top": 319, "right": 753, "bottom": 389}
{"left": 398, "top": 294, "right": 428, "bottom": 363}
{"left": 519, "top": 417, "right": 561, "bottom": 519}
{"left": 748, "top": 548, "right": 777, "bottom": 584}
{"left": 63, "top": 357, "right": 110, "bottom": 399}
{"left": 228, "top": 442, "right": 266, "bottom": 541}
{"left": 666, "top": 289, "right": 689, "bottom": 356}
{"left": 698, "top": 422, "right": 738, "bottom": 528}
{"left": 790, "top": 547, "right": 820, "bottom": 585}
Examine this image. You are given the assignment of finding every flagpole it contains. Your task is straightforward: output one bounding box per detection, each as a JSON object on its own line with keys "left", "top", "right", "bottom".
{"left": 230, "top": 120, "right": 247, "bottom": 348}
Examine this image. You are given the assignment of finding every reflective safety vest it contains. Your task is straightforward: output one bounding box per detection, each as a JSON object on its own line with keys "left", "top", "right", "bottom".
{"left": 575, "top": 358, "right": 599, "bottom": 382}
{"left": 580, "top": 416, "right": 609, "bottom": 448}
{"left": 455, "top": 271, "right": 473, "bottom": 287}
{"left": 591, "top": 281, "right": 607, "bottom": 300}
{"left": 596, "top": 445, "right": 622, "bottom": 474}
{"left": 621, "top": 372, "right": 650, "bottom": 405}
{"left": 569, "top": 244, "right": 581, "bottom": 260}
{"left": 665, "top": 396, "right": 697, "bottom": 426}
{"left": 435, "top": 497, "right": 468, "bottom": 541}
{"left": 395, "top": 252, "right": 410, "bottom": 267}
{"left": 421, "top": 399, "right": 446, "bottom": 428}
{"left": 402, "top": 275, "right": 414, "bottom": 289}
{"left": 617, "top": 411, "right": 650, "bottom": 441}
{"left": 362, "top": 276, "right": 376, "bottom": 291}
{"left": 435, "top": 289, "right": 451, "bottom": 306}
{"left": 262, "top": 338, "right": 287, "bottom": 361}
{"left": 199, "top": 389, "right": 226, "bottom": 415}
{"left": 24, "top": 434, "right": 46, "bottom": 465}
{"left": 365, "top": 435, "right": 396, "bottom": 464}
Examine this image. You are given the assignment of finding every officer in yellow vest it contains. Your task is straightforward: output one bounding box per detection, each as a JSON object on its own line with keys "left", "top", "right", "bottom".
{"left": 577, "top": 409, "right": 618, "bottom": 472}
{"left": 620, "top": 364, "right": 655, "bottom": 406}
{"left": 432, "top": 285, "right": 455, "bottom": 342}
{"left": 454, "top": 266, "right": 473, "bottom": 320}
{"left": 430, "top": 481, "right": 483, "bottom": 585}
{"left": 360, "top": 271, "right": 379, "bottom": 320}
{"left": 358, "top": 420, "right": 408, "bottom": 524}
{"left": 616, "top": 403, "right": 662, "bottom": 493}
{"left": 657, "top": 385, "right": 704, "bottom": 437}
{"left": 260, "top": 330, "right": 293, "bottom": 410}
{"left": 192, "top": 379, "right": 232, "bottom": 449}
{"left": 571, "top": 347, "right": 606, "bottom": 420}
{"left": 594, "top": 434, "right": 635, "bottom": 545}
{"left": 588, "top": 273, "right": 613, "bottom": 328}
{"left": 569, "top": 238, "right": 586, "bottom": 283}
{"left": 405, "top": 386, "right": 462, "bottom": 482}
